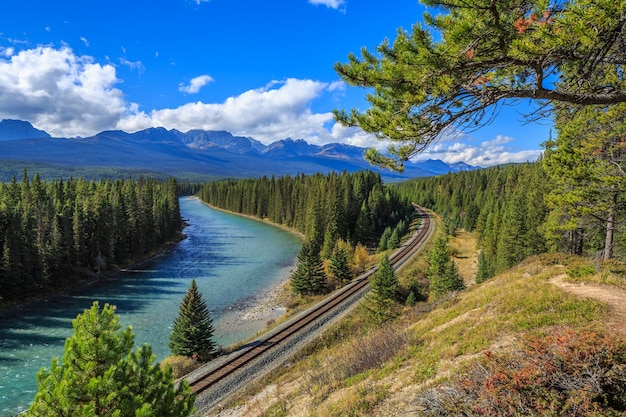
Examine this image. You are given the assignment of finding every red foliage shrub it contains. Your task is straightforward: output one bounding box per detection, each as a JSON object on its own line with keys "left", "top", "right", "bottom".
{"left": 416, "top": 329, "right": 626, "bottom": 416}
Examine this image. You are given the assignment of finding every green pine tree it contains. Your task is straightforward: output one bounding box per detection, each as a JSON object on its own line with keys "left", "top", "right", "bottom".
{"left": 378, "top": 227, "right": 392, "bottom": 252}
{"left": 388, "top": 228, "right": 401, "bottom": 249}
{"left": 334, "top": 0, "right": 626, "bottom": 170}
{"left": 169, "top": 279, "right": 216, "bottom": 361}
{"left": 405, "top": 289, "right": 417, "bottom": 306}
{"left": 328, "top": 239, "right": 353, "bottom": 286}
{"left": 28, "top": 302, "right": 195, "bottom": 417}
{"left": 475, "top": 250, "right": 494, "bottom": 284}
{"left": 290, "top": 241, "right": 327, "bottom": 296}
{"left": 544, "top": 103, "right": 626, "bottom": 260}
{"left": 427, "top": 235, "right": 465, "bottom": 300}
{"left": 364, "top": 255, "right": 398, "bottom": 324}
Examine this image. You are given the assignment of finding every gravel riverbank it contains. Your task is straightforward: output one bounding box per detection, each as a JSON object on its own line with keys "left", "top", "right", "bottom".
{"left": 214, "top": 278, "right": 290, "bottom": 343}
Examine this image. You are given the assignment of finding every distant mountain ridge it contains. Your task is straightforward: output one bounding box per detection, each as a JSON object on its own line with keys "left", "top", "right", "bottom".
{"left": 0, "top": 119, "right": 51, "bottom": 141}
{"left": 0, "top": 119, "right": 477, "bottom": 181}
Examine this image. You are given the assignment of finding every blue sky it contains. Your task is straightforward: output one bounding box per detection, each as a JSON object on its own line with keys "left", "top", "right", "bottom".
{"left": 0, "top": 0, "right": 549, "bottom": 167}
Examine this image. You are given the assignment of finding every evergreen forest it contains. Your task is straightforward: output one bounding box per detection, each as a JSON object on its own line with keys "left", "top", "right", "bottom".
{"left": 393, "top": 159, "right": 625, "bottom": 281}
{"left": 0, "top": 173, "right": 182, "bottom": 302}
{"left": 197, "top": 170, "right": 414, "bottom": 254}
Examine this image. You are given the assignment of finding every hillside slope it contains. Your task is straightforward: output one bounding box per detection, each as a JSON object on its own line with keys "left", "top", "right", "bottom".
{"left": 212, "top": 230, "right": 626, "bottom": 417}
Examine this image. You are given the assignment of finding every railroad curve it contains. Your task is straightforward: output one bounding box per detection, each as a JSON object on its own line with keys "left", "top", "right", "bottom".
{"left": 188, "top": 204, "right": 434, "bottom": 415}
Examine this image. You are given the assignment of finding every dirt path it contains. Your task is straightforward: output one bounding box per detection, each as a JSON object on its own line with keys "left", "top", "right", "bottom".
{"left": 550, "top": 274, "right": 626, "bottom": 336}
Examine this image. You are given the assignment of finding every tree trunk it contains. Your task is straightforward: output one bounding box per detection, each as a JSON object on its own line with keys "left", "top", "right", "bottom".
{"left": 604, "top": 192, "right": 617, "bottom": 261}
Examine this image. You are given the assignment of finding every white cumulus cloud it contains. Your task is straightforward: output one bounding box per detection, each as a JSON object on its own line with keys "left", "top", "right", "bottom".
{"left": 178, "top": 75, "right": 214, "bottom": 94}
{"left": 119, "top": 78, "right": 350, "bottom": 144}
{"left": 0, "top": 47, "right": 14, "bottom": 57}
{"left": 0, "top": 46, "right": 129, "bottom": 137}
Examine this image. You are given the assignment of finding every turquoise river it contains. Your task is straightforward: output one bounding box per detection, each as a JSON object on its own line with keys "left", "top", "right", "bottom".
{"left": 0, "top": 197, "right": 302, "bottom": 415}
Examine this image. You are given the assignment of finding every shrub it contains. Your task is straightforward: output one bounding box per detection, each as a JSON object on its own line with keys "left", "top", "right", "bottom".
{"left": 601, "top": 259, "right": 626, "bottom": 275}
{"left": 161, "top": 355, "right": 198, "bottom": 379}
{"left": 566, "top": 264, "right": 596, "bottom": 278}
{"left": 302, "top": 326, "right": 409, "bottom": 396}
{"left": 415, "top": 328, "right": 626, "bottom": 416}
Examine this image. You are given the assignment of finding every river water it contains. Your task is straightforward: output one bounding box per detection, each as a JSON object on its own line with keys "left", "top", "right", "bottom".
{"left": 0, "top": 197, "right": 301, "bottom": 415}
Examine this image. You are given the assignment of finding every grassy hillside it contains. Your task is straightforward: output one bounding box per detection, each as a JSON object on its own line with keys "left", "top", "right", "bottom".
{"left": 213, "top": 219, "right": 626, "bottom": 416}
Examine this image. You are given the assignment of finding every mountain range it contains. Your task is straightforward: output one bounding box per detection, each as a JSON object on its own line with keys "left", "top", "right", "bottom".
{"left": 0, "top": 119, "right": 476, "bottom": 182}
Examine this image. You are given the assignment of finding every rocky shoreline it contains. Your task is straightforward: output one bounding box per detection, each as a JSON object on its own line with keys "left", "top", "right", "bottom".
{"left": 214, "top": 277, "right": 291, "bottom": 346}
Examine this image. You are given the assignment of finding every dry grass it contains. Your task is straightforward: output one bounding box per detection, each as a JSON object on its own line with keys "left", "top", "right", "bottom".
{"left": 298, "top": 325, "right": 410, "bottom": 401}
{"left": 448, "top": 229, "right": 478, "bottom": 286}
{"left": 405, "top": 260, "right": 607, "bottom": 386}
{"left": 560, "top": 256, "right": 626, "bottom": 290}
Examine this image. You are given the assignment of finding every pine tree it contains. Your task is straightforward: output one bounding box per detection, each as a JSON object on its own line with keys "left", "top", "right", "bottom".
{"left": 328, "top": 239, "right": 353, "bottom": 286}
{"left": 475, "top": 251, "right": 494, "bottom": 284}
{"left": 388, "top": 228, "right": 401, "bottom": 249}
{"left": 405, "top": 290, "right": 417, "bottom": 306}
{"left": 290, "top": 241, "right": 327, "bottom": 296}
{"left": 334, "top": 0, "right": 626, "bottom": 169}
{"left": 28, "top": 302, "right": 195, "bottom": 417}
{"left": 544, "top": 103, "right": 626, "bottom": 260}
{"left": 378, "top": 227, "right": 392, "bottom": 252}
{"left": 169, "top": 279, "right": 216, "bottom": 361}
{"left": 427, "top": 235, "right": 465, "bottom": 299}
{"left": 364, "top": 255, "right": 398, "bottom": 324}
{"left": 495, "top": 193, "right": 527, "bottom": 272}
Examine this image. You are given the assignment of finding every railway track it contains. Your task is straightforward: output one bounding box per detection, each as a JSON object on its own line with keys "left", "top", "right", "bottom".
{"left": 188, "top": 204, "right": 433, "bottom": 410}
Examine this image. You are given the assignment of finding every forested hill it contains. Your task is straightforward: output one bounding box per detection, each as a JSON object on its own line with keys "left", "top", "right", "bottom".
{"left": 394, "top": 163, "right": 546, "bottom": 281}
{"left": 193, "top": 165, "right": 626, "bottom": 416}
{"left": 393, "top": 160, "right": 625, "bottom": 280}
{"left": 0, "top": 174, "right": 182, "bottom": 302}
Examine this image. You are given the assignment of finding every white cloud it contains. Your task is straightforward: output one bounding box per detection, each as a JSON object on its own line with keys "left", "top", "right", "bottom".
{"left": 0, "top": 46, "right": 129, "bottom": 137}
{"left": 327, "top": 80, "right": 345, "bottom": 92}
{"left": 119, "top": 78, "right": 353, "bottom": 144}
{"left": 308, "top": 0, "right": 347, "bottom": 11}
{"left": 328, "top": 123, "right": 380, "bottom": 148}
{"left": 482, "top": 135, "right": 514, "bottom": 146}
{"left": 178, "top": 75, "right": 214, "bottom": 94}
{"left": 0, "top": 46, "right": 364, "bottom": 145}
{"left": 80, "top": 36, "right": 89, "bottom": 47}
{"left": 413, "top": 134, "right": 542, "bottom": 167}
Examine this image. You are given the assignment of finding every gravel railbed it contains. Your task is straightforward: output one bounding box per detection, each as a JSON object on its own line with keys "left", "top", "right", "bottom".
{"left": 192, "top": 280, "right": 370, "bottom": 416}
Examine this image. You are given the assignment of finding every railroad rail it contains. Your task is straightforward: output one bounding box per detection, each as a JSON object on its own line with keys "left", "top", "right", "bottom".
{"left": 188, "top": 204, "right": 433, "bottom": 407}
